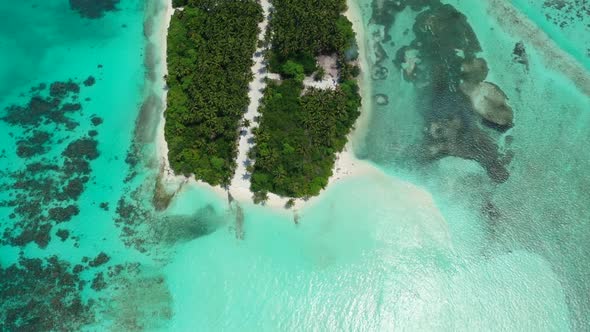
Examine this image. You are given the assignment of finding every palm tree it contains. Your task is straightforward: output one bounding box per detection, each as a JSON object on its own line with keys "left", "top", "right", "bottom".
{"left": 274, "top": 166, "right": 287, "bottom": 186}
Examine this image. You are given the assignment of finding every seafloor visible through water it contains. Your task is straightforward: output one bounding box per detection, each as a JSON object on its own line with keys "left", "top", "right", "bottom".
{"left": 0, "top": 0, "right": 589, "bottom": 331}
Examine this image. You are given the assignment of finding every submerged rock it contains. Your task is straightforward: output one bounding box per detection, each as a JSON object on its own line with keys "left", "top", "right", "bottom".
{"left": 56, "top": 229, "right": 70, "bottom": 241}
{"left": 91, "top": 116, "right": 103, "bottom": 126}
{"left": 91, "top": 272, "right": 107, "bottom": 291}
{"left": 513, "top": 41, "right": 529, "bottom": 70}
{"left": 460, "top": 81, "right": 514, "bottom": 128}
{"left": 461, "top": 57, "right": 489, "bottom": 83}
{"left": 401, "top": 48, "right": 421, "bottom": 80}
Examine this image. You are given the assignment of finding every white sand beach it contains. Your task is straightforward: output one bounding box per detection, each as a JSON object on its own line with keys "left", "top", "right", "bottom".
{"left": 155, "top": 0, "right": 176, "bottom": 184}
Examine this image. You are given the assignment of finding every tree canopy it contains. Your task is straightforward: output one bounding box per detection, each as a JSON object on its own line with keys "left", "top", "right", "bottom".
{"left": 249, "top": 0, "right": 361, "bottom": 198}
{"left": 164, "top": 0, "right": 262, "bottom": 185}
{"left": 250, "top": 80, "right": 360, "bottom": 197}
{"left": 270, "top": 0, "right": 352, "bottom": 58}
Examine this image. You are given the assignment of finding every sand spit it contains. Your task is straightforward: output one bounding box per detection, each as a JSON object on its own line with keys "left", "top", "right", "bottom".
{"left": 487, "top": 0, "right": 590, "bottom": 96}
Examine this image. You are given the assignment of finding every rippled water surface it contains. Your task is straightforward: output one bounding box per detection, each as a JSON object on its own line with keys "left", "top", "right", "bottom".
{"left": 0, "top": 0, "right": 588, "bottom": 330}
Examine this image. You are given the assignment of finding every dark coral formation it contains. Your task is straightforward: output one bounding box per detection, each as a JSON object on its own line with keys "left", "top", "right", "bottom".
{"left": 0, "top": 80, "right": 100, "bottom": 248}
{"left": 91, "top": 115, "right": 103, "bottom": 126}
{"left": 112, "top": 178, "right": 222, "bottom": 252}
{"left": 542, "top": 0, "right": 590, "bottom": 29}
{"left": 380, "top": 1, "right": 514, "bottom": 182}
{"left": 100, "top": 81, "right": 224, "bottom": 252}
{"left": 99, "top": 201, "right": 109, "bottom": 211}
{"left": 16, "top": 131, "right": 51, "bottom": 158}
{"left": 0, "top": 256, "right": 94, "bottom": 331}
{"left": 56, "top": 229, "right": 70, "bottom": 241}
{"left": 69, "top": 0, "right": 120, "bottom": 19}
{"left": 88, "top": 252, "right": 111, "bottom": 267}
{"left": 83, "top": 76, "right": 96, "bottom": 87}
{"left": 91, "top": 272, "right": 107, "bottom": 291}
{"left": 114, "top": 191, "right": 152, "bottom": 252}
{"left": 0, "top": 254, "right": 153, "bottom": 331}
{"left": 48, "top": 205, "right": 80, "bottom": 223}
{"left": 0, "top": 139, "right": 96, "bottom": 246}
{"left": 0, "top": 52, "right": 192, "bottom": 332}
{"left": 1, "top": 94, "right": 81, "bottom": 130}
{"left": 371, "top": 0, "right": 438, "bottom": 42}
{"left": 62, "top": 138, "right": 100, "bottom": 160}
{"left": 50, "top": 80, "right": 80, "bottom": 98}
{"left": 62, "top": 178, "right": 86, "bottom": 201}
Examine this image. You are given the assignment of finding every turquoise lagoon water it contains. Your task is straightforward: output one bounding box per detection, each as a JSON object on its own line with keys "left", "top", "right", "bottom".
{"left": 0, "top": 0, "right": 589, "bottom": 331}
{"left": 0, "top": 1, "right": 146, "bottom": 266}
{"left": 509, "top": 0, "right": 590, "bottom": 71}
{"left": 0, "top": 0, "right": 170, "bottom": 329}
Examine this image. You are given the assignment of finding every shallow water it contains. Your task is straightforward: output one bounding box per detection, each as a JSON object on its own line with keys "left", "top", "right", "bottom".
{"left": 0, "top": 0, "right": 146, "bottom": 260}
{"left": 0, "top": 0, "right": 589, "bottom": 330}
{"left": 359, "top": 0, "right": 590, "bottom": 329}
{"left": 0, "top": 0, "right": 163, "bottom": 329}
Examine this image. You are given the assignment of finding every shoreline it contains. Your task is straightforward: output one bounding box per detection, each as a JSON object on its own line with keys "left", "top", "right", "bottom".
{"left": 155, "top": 0, "right": 176, "bottom": 184}
{"left": 154, "top": 0, "right": 231, "bottom": 200}
{"left": 244, "top": 0, "right": 377, "bottom": 211}
{"left": 155, "top": 0, "right": 379, "bottom": 212}
{"left": 344, "top": 0, "right": 373, "bottom": 151}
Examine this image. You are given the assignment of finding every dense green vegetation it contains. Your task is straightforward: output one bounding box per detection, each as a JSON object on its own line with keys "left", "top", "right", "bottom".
{"left": 250, "top": 80, "right": 361, "bottom": 197}
{"left": 165, "top": 0, "right": 262, "bottom": 185}
{"left": 267, "top": 0, "right": 355, "bottom": 69}
{"left": 249, "top": 0, "right": 361, "bottom": 198}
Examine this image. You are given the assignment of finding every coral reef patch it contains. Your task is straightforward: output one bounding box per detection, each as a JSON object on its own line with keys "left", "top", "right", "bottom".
{"left": 381, "top": 1, "right": 514, "bottom": 182}
{"left": 0, "top": 80, "right": 100, "bottom": 248}
{"left": 69, "top": 0, "right": 120, "bottom": 19}
{"left": 0, "top": 255, "right": 94, "bottom": 331}
{"left": 541, "top": 0, "right": 590, "bottom": 29}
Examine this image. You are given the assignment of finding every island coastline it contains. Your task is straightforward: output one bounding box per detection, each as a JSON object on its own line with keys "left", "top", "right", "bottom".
{"left": 156, "top": 0, "right": 380, "bottom": 212}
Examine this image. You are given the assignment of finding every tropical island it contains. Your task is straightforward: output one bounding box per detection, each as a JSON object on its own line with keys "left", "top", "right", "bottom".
{"left": 164, "top": 0, "right": 361, "bottom": 201}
